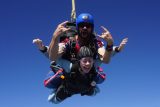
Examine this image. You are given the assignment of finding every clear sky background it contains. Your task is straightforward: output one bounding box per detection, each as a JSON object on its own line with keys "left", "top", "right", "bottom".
{"left": 0, "top": 0, "right": 160, "bottom": 107}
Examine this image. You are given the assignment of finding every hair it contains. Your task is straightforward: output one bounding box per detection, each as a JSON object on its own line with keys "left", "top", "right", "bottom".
{"left": 77, "top": 46, "right": 94, "bottom": 60}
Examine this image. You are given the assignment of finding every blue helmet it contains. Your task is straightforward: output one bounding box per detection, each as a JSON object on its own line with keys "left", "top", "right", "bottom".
{"left": 76, "top": 13, "right": 94, "bottom": 30}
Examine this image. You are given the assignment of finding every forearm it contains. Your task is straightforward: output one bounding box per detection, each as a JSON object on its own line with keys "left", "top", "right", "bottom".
{"left": 48, "top": 21, "right": 69, "bottom": 61}
{"left": 48, "top": 35, "right": 59, "bottom": 61}
{"left": 104, "top": 43, "right": 115, "bottom": 63}
{"left": 102, "top": 51, "right": 112, "bottom": 64}
{"left": 98, "top": 46, "right": 113, "bottom": 64}
{"left": 94, "top": 72, "right": 106, "bottom": 84}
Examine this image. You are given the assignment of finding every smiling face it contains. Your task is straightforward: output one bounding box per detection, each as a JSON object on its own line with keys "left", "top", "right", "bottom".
{"left": 79, "top": 57, "right": 94, "bottom": 74}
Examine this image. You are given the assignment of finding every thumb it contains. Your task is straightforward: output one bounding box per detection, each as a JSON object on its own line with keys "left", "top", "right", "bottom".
{"left": 32, "top": 39, "right": 37, "bottom": 44}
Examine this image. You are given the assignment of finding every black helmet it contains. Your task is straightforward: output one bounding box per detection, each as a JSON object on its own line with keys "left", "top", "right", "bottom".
{"left": 77, "top": 46, "right": 94, "bottom": 60}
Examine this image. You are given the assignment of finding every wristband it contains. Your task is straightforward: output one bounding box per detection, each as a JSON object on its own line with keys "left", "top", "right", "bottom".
{"left": 105, "top": 44, "right": 113, "bottom": 52}
{"left": 40, "top": 46, "right": 48, "bottom": 53}
{"left": 115, "top": 47, "right": 120, "bottom": 52}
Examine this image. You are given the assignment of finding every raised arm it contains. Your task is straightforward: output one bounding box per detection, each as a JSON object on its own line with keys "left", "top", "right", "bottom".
{"left": 98, "top": 26, "right": 114, "bottom": 64}
{"left": 48, "top": 21, "right": 70, "bottom": 61}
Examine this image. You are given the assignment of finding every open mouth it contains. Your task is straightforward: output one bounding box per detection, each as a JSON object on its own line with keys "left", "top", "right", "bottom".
{"left": 84, "top": 66, "right": 89, "bottom": 69}
{"left": 82, "top": 66, "right": 91, "bottom": 72}
{"left": 81, "top": 32, "right": 88, "bottom": 38}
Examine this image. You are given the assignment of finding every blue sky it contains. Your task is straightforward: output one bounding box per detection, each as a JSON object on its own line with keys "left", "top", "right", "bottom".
{"left": 0, "top": 0, "right": 160, "bottom": 107}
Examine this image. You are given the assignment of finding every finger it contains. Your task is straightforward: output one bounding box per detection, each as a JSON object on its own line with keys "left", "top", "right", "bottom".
{"left": 95, "top": 34, "right": 101, "bottom": 39}
{"left": 32, "top": 39, "right": 40, "bottom": 44}
{"left": 101, "top": 26, "right": 109, "bottom": 32}
{"left": 125, "top": 39, "right": 128, "bottom": 42}
{"left": 123, "top": 39, "right": 128, "bottom": 43}
{"left": 32, "top": 39, "right": 37, "bottom": 44}
{"left": 61, "top": 27, "right": 71, "bottom": 32}
{"left": 123, "top": 38, "right": 128, "bottom": 41}
{"left": 120, "top": 41, "right": 127, "bottom": 46}
{"left": 121, "top": 42, "right": 126, "bottom": 45}
{"left": 123, "top": 40, "right": 128, "bottom": 43}
{"left": 59, "top": 21, "right": 69, "bottom": 26}
{"left": 36, "top": 39, "right": 42, "bottom": 44}
{"left": 96, "top": 34, "right": 103, "bottom": 39}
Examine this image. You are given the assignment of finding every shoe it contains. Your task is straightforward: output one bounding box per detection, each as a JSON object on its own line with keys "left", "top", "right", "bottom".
{"left": 48, "top": 92, "right": 55, "bottom": 102}
{"left": 48, "top": 91, "right": 61, "bottom": 104}
{"left": 92, "top": 86, "right": 100, "bottom": 96}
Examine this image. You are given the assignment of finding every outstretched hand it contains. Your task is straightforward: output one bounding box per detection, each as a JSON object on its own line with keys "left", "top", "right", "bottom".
{"left": 33, "top": 38, "right": 45, "bottom": 50}
{"left": 118, "top": 38, "right": 128, "bottom": 51}
{"left": 98, "top": 26, "right": 113, "bottom": 45}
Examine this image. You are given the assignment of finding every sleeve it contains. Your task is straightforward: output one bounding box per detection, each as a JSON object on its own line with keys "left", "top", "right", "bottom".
{"left": 40, "top": 46, "right": 49, "bottom": 59}
{"left": 94, "top": 67, "right": 106, "bottom": 84}
{"left": 94, "top": 59, "right": 102, "bottom": 69}
{"left": 97, "top": 39, "right": 104, "bottom": 48}
{"left": 56, "top": 58, "right": 72, "bottom": 73}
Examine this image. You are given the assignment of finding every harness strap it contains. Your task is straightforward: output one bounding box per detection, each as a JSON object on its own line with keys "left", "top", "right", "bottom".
{"left": 44, "top": 69, "right": 63, "bottom": 86}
